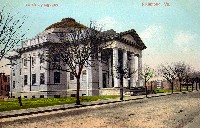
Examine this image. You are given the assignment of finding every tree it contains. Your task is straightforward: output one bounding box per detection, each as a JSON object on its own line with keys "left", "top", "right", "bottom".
{"left": 188, "top": 71, "right": 200, "bottom": 91}
{"left": 141, "top": 66, "right": 154, "bottom": 97}
{"left": 116, "top": 64, "right": 128, "bottom": 101}
{"left": 158, "top": 64, "right": 177, "bottom": 93}
{"left": 115, "top": 63, "right": 137, "bottom": 100}
{"left": 173, "top": 62, "right": 192, "bottom": 91}
{"left": 0, "top": 7, "right": 27, "bottom": 61}
{"left": 45, "top": 19, "right": 112, "bottom": 105}
{"left": 159, "top": 62, "right": 195, "bottom": 93}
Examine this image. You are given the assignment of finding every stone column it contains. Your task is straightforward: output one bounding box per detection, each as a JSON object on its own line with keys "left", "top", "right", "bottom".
{"left": 113, "top": 47, "right": 119, "bottom": 87}
{"left": 123, "top": 50, "right": 128, "bottom": 88}
{"left": 138, "top": 54, "right": 143, "bottom": 87}
{"left": 130, "top": 53, "right": 136, "bottom": 87}
{"left": 108, "top": 56, "right": 112, "bottom": 88}
{"left": 86, "top": 58, "right": 93, "bottom": 96}
{"left": 98, "top": 52, "right": 103, "bottom": 88}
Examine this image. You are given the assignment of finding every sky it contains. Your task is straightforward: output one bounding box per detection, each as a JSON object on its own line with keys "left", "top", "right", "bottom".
{"left": 0, "top": 0, "right": 200, "bottom": 74}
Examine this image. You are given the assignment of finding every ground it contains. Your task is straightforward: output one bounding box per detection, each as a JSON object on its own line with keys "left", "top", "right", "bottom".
{"left": 1, "top": 91, "right": 200, "bottom": 128}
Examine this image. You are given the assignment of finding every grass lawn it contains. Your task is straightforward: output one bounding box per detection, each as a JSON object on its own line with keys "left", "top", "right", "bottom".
{"left": 155, "top": 88, "right": 193, "bottom": 93}
{"left": 0, "top": 95, "right": 119, "bottom": 112}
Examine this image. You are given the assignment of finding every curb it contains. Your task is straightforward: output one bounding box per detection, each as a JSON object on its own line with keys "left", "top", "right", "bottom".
{"left": 0, "top": 91, "right": 191, "bottom": 119}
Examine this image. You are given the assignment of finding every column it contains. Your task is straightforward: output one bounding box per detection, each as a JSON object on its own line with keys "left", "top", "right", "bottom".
{"left": 113, "top": 47, "right": 119, "bottom": 87}
{"left": 123, "top": 50, "right": 128, "bottom": 87}
{"left": 98, "top": 52, "right": 103, "bottom": 88}
{"left": 130, "top": 53, "right": 136, "bottom": 87}
{"left": 86, "top": 57, "right": 93, "bottom": 96}
{"left": 108, "top": 56, "right": 112, "bottom": 87}
{"left": 138, "top": 54, "right": 143, "bottom": 87}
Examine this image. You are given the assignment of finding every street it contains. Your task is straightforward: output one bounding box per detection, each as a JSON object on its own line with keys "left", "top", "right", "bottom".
{"left": 1, "top": 91, "right": 200, "bottom": 128}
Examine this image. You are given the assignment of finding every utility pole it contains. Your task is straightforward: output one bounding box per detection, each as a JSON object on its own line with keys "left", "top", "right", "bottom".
{"left": 29, "top": 55, "right": 32, "bottom": 91}
{"left": 10, "top": 60, "right": 13, "bottom": 98}
{"left": 6, "top": 59, "right": 17, "bottom": 98}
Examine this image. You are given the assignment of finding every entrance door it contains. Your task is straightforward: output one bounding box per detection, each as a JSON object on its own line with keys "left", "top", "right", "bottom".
{"left": 103, "top": 73, "right": 107, "bottom": 88}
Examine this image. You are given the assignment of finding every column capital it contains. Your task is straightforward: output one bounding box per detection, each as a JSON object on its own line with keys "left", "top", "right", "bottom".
{"left": 130, "top": 52, "right": 135, "bottom": 55}
{"left": 113, "top": 47, "right": 118, "bottom": 50}
{"left": 122, "top": 49, "right": 127, "bottom": 52}
{"left": 130, "top": 53, "right": 135, "bottom": 57}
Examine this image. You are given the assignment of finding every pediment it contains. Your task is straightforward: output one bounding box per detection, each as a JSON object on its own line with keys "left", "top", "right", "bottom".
{"left": 121, "top": 34, "right": 137, "bottom": 45}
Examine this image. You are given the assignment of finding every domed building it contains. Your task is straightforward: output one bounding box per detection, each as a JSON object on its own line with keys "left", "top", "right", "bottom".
{"left": 8, "top": 18, "right": 146, "bottom": 98}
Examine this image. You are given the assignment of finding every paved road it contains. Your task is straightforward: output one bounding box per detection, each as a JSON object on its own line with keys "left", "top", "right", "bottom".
{"left": 183, "top": 112, "right": 200, "bottom": 128}
{"left": 1, "top": 92, "right": 200, "bottom": 128}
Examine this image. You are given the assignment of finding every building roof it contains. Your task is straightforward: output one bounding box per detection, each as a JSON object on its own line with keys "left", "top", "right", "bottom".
{"left": 103, "top": 29, "right": 146, "bottom": 50}
{"left": 12, "top": 18, "right": 146, "bottom": 56}
{"left": 45, "top": 18, "right": 86, "bottom": 30}
{"left": 115, "top": 29, "right": 146, "bottom": 50}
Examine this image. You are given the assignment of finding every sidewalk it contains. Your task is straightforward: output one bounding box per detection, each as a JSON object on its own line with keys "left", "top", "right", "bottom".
{"left": 0, "top": 92, "right": 182, "bottom": 119}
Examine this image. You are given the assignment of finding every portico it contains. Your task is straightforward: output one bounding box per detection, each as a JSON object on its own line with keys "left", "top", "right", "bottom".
{"left": 98, "top": 46, "right": 143, "bottom": 89}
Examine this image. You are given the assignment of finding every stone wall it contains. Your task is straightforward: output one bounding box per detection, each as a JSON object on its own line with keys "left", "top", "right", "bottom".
{"left": 99, "top": 88, "right": 120, "bottom": 95}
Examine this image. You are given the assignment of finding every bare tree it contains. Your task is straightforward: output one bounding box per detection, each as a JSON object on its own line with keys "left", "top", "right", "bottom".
{"left": 173, "top": 62, "right": 192, "bottom": 91}
{"left": 45, "top": 20, "right": 112, "bottom": 105}
{"left": 0, "top": 7, "right": 27, "bottom": 61}
{"left": 115, "top": 63, "right": 137, "bottom": 100}
{"left": 141, "top": 66, "right": 154, "bottom": 97}
{"left": 188, "top": 71, "right": 200, "bottom": 90}
{"left": 115, "top": 64, "right": 128, "bottom": 101}
{"left": 159, "top": 62, "right": 195, "bottom": 92}
{"left": 158, "top": 64, "right": 177, "bottom": 93}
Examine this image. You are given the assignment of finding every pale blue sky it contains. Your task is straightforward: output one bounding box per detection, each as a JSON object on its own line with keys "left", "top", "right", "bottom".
{"left": 1, "top": 0, "right": 200, "bottom": 73}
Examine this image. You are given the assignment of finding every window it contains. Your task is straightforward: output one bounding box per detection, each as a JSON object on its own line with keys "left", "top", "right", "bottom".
{"left": 24, "top": 58, "right": 28, "bottom": 66}
{"left": 32, "top": 57, "right": 36, "bottom": 66}
{"left": 82, "top": 70, "right": 86, "bottom": 81}
{"left": 20, "top": 68, "right": 22, "bottom": 75}
{"left": 7, "top": 85, "right": 10, "bottom": 91}
{"left": 40, "top": 55, "right": 44, "bottom": 63}
{"left": 13, "top": 81, "right": 15, "bottom": 89}
{"left": 40, "top": 73, "right": 45, "bottom": 84}
{"left": 32, "top": 74, "right": 36, "bottom": 85}
{"left": 70, "top": 72, "right": 74, "bottom": 80}
{"left": 24, "top": 75, "right": 28, "bottom": 85}
{"left": 7, "top": 76, "right": 10, "bottom": 82}
{"left": 53, "top": 54, "right": 60, "bottom": 62}
{"left": 3, "top": 76, "right": 7, "bottom": 82}
{"left": 13, "top": 70, "right": 15, "bottom": 76}
{"left": 54, "top": 72, "right": 60, "bottom": 83}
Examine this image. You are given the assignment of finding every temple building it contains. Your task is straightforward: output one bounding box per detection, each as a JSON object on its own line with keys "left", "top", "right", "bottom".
{"left": 8, "top": 18, "right": 146, "bottom": 98}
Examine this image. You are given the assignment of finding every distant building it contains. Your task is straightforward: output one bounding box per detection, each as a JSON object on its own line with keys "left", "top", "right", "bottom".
{"left": 8, "top": 18, "right": 146, "bottom": 98}
{"left": 0, "top": 73, "right": 10, "bottom": 98}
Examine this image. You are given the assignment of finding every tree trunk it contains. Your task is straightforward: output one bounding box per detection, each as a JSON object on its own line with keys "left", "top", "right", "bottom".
{"left": 120, "top": 86, "right": 123, "bottom": 101}
{"left": 145, "top": 81, "right": 147, "bottom": 98}
{"left": 120, "top": 74, "right": 123, "bottom": 101}
{"left": 180, "top": 83, "right": 182, "bottom": 92}
{"left": 171, "top": 82, "right": 174, "bottom": 94}
{"left": 199, "top": 83, "right": 200, "bottom": 90}
{"left": 192, "top": 83, "right": 194, "bottom": 91}
{"left": 196, "top": 82, "right": 198, "bottom": 91}
{"left": 186, "top": 84, "right": 188, "bottom": 91}
{"left": 76, "top": 77, "right": 81, "bottom": 105}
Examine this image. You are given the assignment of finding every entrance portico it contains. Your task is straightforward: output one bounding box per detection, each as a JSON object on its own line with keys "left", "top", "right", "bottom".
{"left": 98, "top": 42, "right": 144, "bottom": 88}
